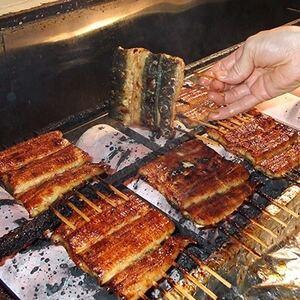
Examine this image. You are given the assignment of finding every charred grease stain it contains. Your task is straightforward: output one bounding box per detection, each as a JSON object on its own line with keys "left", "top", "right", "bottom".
{"left": 108, "top": 148, "right": 118, "bottom": 161}
{"left": 14, "top": 217, "right": 28, "bottom": 226}
{"left": 115, "top": 149, "right": 131, "bottom": 169}
{"left": 30, "top": 266, "right": 39, "bottom": 274}
{"left": 46, "top": 277, "right": 66, "bottom": 296}
{"left": 69, "top": 266, "right": 84, "bottom": 277}
{"left": 0, "top": 199, "right": 16, "bottom": 207}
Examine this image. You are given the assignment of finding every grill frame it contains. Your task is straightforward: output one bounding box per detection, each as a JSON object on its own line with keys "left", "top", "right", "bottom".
{"left": 0, "top": 31, "right": 299, "bottom": 299}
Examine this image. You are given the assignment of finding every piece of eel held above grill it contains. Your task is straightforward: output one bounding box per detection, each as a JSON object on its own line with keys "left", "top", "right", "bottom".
{"left": 110, "top": 47, "right": 185, "bottom": 138}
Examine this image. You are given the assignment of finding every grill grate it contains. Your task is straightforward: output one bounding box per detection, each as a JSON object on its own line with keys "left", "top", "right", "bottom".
{"left": 0, "top": 45, "right": 299, "bottom": 299}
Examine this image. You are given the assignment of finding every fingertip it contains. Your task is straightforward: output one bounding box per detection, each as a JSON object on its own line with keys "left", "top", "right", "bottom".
{"left": 211, "top": 79, "right": 225, "bottom": 92}
{"left": 207, "top": 91, "right": 225, "bottom": 105}
{"left": 208, "top": 112, "right": 220, "bottom": 121}
{"left": 208, "top": 109, "right": 230, "bottom": 121}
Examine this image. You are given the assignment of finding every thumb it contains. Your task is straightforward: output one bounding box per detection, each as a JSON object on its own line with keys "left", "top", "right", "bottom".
{"left": 215, "top": 44, "right": 255, "bottom": 85}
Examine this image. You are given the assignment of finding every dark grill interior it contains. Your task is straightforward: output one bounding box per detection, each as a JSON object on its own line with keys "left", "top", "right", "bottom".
{"left": 0, "top": 0, "right": 299, "bottom": 147}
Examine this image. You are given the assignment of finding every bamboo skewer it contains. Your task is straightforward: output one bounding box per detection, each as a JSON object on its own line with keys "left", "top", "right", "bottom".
{"left": 172, "top": 266, "right": 218, "bottom": 300}
{"left": 77, "top": 192, "right": 102, "bottom": 213}
{"left": 67, "top": 202, "right": 90, "bottom": 222}
{"left": 231, "top": 235, "right": 261, "bottom": 258}
{"left": 195, "top": 134, "right": 220, "bottom": 147}
{"left": 187, "top": 255, "right": 232, "bottom": 289}
{"left": 93, "top": 177, "right": 129, "bottom": 201}
{"left": 163, "top": 291, "right": 177, "bottom": 300}
{"left": 108, "top": 184, "right": 129, "bottom": 201}
{"left": 228, "top": 118, "right": 243, "bottom": 126}
{"left": 260, "top": 208, "right": 287, "bottom": 228}
{"left": 152, "top": 281, "right": 175, "bottom": 300}
{"left": 216, "top": 120, "right": 235, "bottom": 130}
{"left": 243, "top": 113, "right": 254, "bottom": 119}
{"left": 184, "top": 272, "right": 218, "bottom": 300}
{"left": 238, "top": 211, "right": 278, "bottom": 238}
{"left": 91, "top": 186, "right": 117, "bottom": 207}
{"left": 259, "top": 192, "right": 299, "bottom": 218}
{"left": 220, "top": 228, "right": 261, "bottom": 258}
{"left": 195, "top": 120, "right": 220, "bottom": 130}
{"left": 268, "top": 199, "right": 299, "bottom": 218}
{"left": 52, "top": 208, "right": 76, "bottom": 230}
{"left": 249, "top": 218, "right": 278, "bottom": 238}
{"left": 235, "top": 115, "right": 249, "bottom": 123}
{"left": 242, "top": 229, "right": 268, "bottom": 249}
{"left": 172, "top": 284, "right": 196, "bottom": 300}
{"left": 165, "top": 274, "right": 197, "bottom": 300}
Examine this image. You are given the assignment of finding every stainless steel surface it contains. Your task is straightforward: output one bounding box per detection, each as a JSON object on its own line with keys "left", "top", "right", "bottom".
{"left": 0, "top": 0, "right": 298, "bottom": 148}
{"left": 3, "top": 0, "right": 199, "bottom": 50}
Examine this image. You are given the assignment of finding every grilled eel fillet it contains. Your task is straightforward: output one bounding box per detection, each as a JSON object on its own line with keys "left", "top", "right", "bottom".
{"left": 256, "top": 141, "right": 300, "bottom": 177}
{"left": 59, "top": 195, "right": 151, "bottom": 255}
{"left": 0, "top": 131, "right": 70, "bottom": 174}
{"left": 109, "top": 236, "right": 194, "bottom": 300}
{"left": 207, "top": 111, "right": 296, "bottom": 162}
{"left": 110, "top": 47, "right": 185, "bottom": 138}
{"left": 207, "top": 112, "right": 299, "bottom": 176}
{"left": 53, "top": 193, "right": 126, "bottom": 241}
{"left": 2, "top": 145, "right": 91, "bottom": 196}
{"left": 18, "top": 163, "right": 105, "bottom": 217}
{"left": 77, "top": 209, "right": 175, "bottom": 284}
{"left": 176, "top": 85, "right": 218, "bottom": 126}
{"left": 139, "top": 139, "right": 249, "bottom": 210}
{"left": 185, "top": 182, "right": 255, "bottom": 226}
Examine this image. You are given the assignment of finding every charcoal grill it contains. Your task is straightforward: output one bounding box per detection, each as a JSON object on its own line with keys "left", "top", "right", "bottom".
{"left": 0, "top": 1, "right": 299, "bottom": 299}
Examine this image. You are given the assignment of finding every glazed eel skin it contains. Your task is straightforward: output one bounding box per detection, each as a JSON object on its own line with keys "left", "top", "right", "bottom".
{"left": 207, "top": 110, "right": 299, "bottom": 177}
{"left": 18, "top": 163, "right": 105, "bottom": 217}
{"left": 139, "top": 139, "right": 251, "bottom": 226}
{"left": 109, "top": 236, "right": 193, "bottom": 300}
{"left": 176, "top": 84, "right": 218, "bottom": 126}
{"left": 185, "top": 182, "right": 255, "bottom": 226}
{"left": 0, "top": 131, "right": 70, "bottom": 174}
{"left": 2, "top": 144, "right": 91, "bottom": 196}
{"left": 176, "top": 83, "right": 299, "bottom": 178}
{"left": 76, "top": 209, "right": 174, "bottom": 284}
{"left": 53, "top": 190, "right": 194, "bottom": 299}
{"left": 110, "top": 47, "right": 185, "bottom": 138}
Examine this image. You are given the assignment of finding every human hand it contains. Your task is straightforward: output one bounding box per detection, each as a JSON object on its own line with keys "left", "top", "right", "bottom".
{"left": 199, "top": 26, "right": 300, "bottom": 120}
